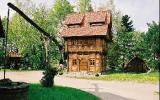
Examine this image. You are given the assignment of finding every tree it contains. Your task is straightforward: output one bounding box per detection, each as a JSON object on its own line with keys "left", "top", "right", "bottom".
{"left": 6, "top": 0, "right": 74, "bottom": 70}
{"left": 118, "top": 14, "right": 134, "bottom": 67}
{"left": 144, "top": 21, "right": 159, "bottom": 69}
{"left": 8, "top": 1, "right": 46, "bottom": 69}
{"left": 121, "top": 15, "right": 134, "bottom": 32}
{"left": 98, "top": 0, "right": 123, "bottom": 69}
{"left": 0, "top": 17, "right": 7, "bottom": 66}
{"left": 45, "top": 0, "right": 74, "bottom": 66}
{"left": 78, "top": 0, "right": 93, "bottom": 12}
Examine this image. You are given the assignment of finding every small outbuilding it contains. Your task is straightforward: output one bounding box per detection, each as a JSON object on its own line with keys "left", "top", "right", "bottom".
{"left": 7, "top": 51, "right": 23, "bottom": 69}
{"left": 124, "top": 56, "right": 150, "bottom": 73}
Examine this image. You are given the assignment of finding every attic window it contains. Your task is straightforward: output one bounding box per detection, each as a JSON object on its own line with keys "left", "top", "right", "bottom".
{"left": 90, "top": 22, "right": 105, "bottom": 26}
{"left": 67, "top": 24, "right": 81, "bottom": 28}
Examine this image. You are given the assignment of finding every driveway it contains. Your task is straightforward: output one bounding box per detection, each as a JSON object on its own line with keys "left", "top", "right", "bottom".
{"left": 0, "top": 71, "right": 159, "bottom": 100}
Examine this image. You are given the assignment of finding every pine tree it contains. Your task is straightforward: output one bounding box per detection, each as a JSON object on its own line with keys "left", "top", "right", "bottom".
{"left": 118, "top": 14, "right": 134, "bottom": 68}
{"left": 121, "top": 15, "right": 134, "bottom": 32}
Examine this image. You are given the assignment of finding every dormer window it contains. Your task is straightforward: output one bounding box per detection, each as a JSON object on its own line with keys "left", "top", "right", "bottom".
{"left": 90, "top": 22, "right": 105, "bottom": 26}
{"left": 67, "top": 24, "right": 81, "bottom": 28}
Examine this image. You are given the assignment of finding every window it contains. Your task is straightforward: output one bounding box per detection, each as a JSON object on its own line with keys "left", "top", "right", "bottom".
{"left": 67, "top": 24, "right": 81, "bottom": 28}
{"left": 83, "top": 40, "right": 88, "bottom": 46}
{"left": 77, "top": 40, "right": 82, "bottom": 45}
{"left": 72, "top": 59, "right": 77, "bottom": 65}
{"left": 83, "top": 52, "right": 88, "bottom": 55}
{"left": 90, "top": 59, "right": 95, "bottom": 66}
{"left": 88, "top": 38, "right": 95, "bottom": 46}
{"left": 90, "top": 22, "right": 105, "bottom": 26}
{"left": 71, "top": 40, "right": 77, "bottom": 45}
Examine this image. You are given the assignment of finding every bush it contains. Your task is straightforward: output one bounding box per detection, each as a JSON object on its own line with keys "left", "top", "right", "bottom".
{"left": 59, "top": 72, "right": 63, "bottom": 75}
{"left": 95, "top": 73, "right": 100, "bottom": 77}
{"left": 40, "top": 66, "right": 58, "bottom": 87}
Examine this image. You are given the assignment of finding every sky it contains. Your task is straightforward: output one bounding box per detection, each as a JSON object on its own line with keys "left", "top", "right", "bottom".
{"left": 0, "top": 0, "right": 159, "bottom": 32}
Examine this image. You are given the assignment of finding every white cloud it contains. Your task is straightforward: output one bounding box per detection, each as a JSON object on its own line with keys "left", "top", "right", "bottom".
{"left": 114, "top": 0, "right": 159, "bottom": 32}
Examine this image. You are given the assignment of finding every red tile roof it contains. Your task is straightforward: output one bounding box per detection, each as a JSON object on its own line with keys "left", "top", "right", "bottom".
{"left": 61, "top": 11, "right": 112, "bottom": 39}
{"left": 87, "top": 11, "right": 107, "bottom": 23}
{"left": 64, "top": 13, "right": 84, "bottom": 25}
{"left": 8, "top": 51, "right": 22, "bottom": 58}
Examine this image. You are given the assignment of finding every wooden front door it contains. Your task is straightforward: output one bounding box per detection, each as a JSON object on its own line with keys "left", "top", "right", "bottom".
{"left": 80, "top": 58, "right": 88, "bottom": 71}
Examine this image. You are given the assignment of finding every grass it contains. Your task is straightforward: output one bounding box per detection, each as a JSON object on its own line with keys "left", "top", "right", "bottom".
{"left": 79, "top": 71, "right": 159, "bottom": 84}
{"left": 29, "top": 84, "right": 99, "bottom": 100}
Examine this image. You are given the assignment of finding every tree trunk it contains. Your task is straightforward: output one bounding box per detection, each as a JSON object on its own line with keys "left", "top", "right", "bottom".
{"left": 44, "top": 37, "right": 51, "bottom": 67}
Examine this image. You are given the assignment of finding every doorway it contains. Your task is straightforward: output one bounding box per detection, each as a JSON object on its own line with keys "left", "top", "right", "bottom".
{"left": 79, "top": 58, "right": 88, "bottom": 71}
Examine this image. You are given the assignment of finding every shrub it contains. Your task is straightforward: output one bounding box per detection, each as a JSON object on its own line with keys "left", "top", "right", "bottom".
{"left": 59, "top": 72, "right": 63, "bottom": 75}
{"left": 40, "top": 66, "right": 58, "bottom": 87}
{"left": 95, "top": 73, "right": 100, "bottom": 77}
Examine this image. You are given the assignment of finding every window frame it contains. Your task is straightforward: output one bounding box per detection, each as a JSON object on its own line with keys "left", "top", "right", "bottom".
{"left": 90, "top": 22, "right": 105, "bottom": 26}
{"left": 71, "top": 39, "right": 77, "bottom": 46}
{"left": 67, "top": 24, "right": 81, "bottom": 28}
{"left": 72, "top": 59, "right": 77, "bottom": 65}
{"left": 89, "top": 59, "right": 95, "bottom": 66}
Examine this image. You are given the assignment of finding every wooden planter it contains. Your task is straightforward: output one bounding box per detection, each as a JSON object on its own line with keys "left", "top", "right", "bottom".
{"left": 0, "top": 79, "right": 29, "bottom": 100}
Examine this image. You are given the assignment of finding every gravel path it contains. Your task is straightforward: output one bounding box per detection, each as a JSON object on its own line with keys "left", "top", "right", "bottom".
{"left": 0, "top": 71, "right": 159, "bottom": 100}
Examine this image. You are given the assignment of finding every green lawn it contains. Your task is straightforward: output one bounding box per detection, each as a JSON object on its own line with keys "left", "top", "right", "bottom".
{"left": 80, "top": 71, "right": 159, "bottom": 84}
{"left": 29, "top": 84, "right": 99, "bottom": 100}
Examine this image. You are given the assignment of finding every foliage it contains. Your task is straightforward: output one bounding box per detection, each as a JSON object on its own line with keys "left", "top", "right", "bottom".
{"left": 5, "top": 0, "right": 73, "bottom": 70}
{"left": 107, "top": 14, "right": 135, "bottom": 70}
{"left": 0, "top": 17, "right": 6, "bottom": 66}
{"left": 78, "top": 0, "right": 93, "bottom": 12}
{"left": 48, "top": 0, "right": 74, "bottom": 34}
{"left": 95, "top": 73, "right": 100, "bottom": 77}
{"left": 119, "top": 14, "right": 134, "bottom": 67}
{"left": 107, "top": 42, "right": 120, "bottom": 69}
{"left": 7, "top": 1, "right": 45, "bottom": 69}
{"left": 40, "top": 66, "right": 58, "bottom": 87}
{"left": 29, "top": 84, "right": 99, "bottom": 100}
{"left": 99, "top": 0, "right": 158, "bottom": 71}
{"left": 0, "top": 39, "right": 4, "bottom": 65}
{"left": 47, "top": 0, "right": 74, "bottom": 66}
{"left": 121, "top": 15, "right": 134, "bottom": 32}
{"left": 97, "top": 0, "right": 123, "bottom": 69}
{"left": 144, "top": 21, "right": 160, "bottom": 69}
